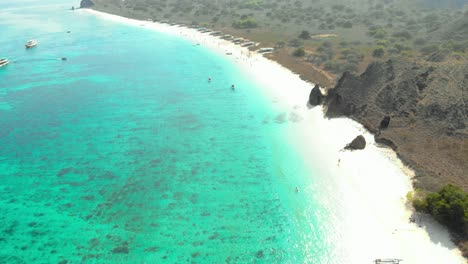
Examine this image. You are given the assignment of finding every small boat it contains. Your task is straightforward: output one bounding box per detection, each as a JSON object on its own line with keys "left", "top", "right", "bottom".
{"left": 232, "top": 38, "right": 244, "bottom": 44}
{"left": 374, "top": 259, "right": 403, "bottom": 264}
{"left": 25, "top": 39, "right": 38, "bottom": 49}
{"left": 221, "top": 35, "right": 233, "bottom": 40}
{"left": 0, "top": 58, "right": 10, "bottom": 67}
{"left": 258, "top": 47, "right": 274, "bottom": 53}
{"left": 210, "top": 31, "right": 222, "bottom": 36}
{"left": 241, "top": 41, "right": 256, "bottom": 47}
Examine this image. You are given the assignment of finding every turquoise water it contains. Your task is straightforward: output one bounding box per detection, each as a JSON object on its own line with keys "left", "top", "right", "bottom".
{"left": 0, "top": 1, "right": 339, "bottom": 263}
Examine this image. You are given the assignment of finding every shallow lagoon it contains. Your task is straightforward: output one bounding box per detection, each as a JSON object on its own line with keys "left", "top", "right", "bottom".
{"left": 0, "top": 1, "right": 339, "bottom": 263}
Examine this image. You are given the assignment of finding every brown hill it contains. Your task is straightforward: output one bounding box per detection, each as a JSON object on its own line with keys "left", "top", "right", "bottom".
{"left": 323, "top": 58, "right": 468, "bottom": 191}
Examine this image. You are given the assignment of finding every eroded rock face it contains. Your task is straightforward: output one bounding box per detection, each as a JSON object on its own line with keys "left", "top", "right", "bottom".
{"left": 308, "top": 84, "right": 324, "bottom": 106}
{"left": 322, "top": 58, "right": 468, "bottom": 191}
{"left": 345, "top": 135, "right": 366, "bottom": 150}
{"left": 80, "top": 0, "right": 94, "bottom": 8}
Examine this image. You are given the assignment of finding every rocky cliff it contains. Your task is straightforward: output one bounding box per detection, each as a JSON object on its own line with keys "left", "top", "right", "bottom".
{"left": 323, "top": 59, "right": 468, "bottom": 191}
{"left": 80, "top": 0, "right": 94, "bottom": 8}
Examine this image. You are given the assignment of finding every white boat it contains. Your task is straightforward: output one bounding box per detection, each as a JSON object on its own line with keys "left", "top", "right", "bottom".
{"left": 241, "top": 41, "right": 256, "bottom": 47}
{"left": 221, "top": 35, "right": 233, "bottom": 40}
{"left": 25, "top": 39, "right": 38, "bottom": 49}
{"left": 232, "top": 37, "right": 244, "bottom": 44}
{"left": 374, "top": 259, "right": 403, "bottom": 264}
{"left": 0, "top": 58, "right": 9, "bottom": 67}
{"left": 258, "top": 47, "right": 274, "bottom": 53}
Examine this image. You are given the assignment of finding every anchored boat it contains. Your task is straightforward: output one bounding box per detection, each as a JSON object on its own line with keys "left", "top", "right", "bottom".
{"left": 0, "top": 58, "right": 9, "bottom": 67}
{"left": 374, "top": 259, "right": 403, "bottom": 264}
{"left": 25, "top": 39, "right": 38, "bottom": 49}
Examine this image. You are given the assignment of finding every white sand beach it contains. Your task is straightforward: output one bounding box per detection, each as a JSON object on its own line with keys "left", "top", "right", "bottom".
{"left": 85, "top": 9, "right": 465, "bottom": 263}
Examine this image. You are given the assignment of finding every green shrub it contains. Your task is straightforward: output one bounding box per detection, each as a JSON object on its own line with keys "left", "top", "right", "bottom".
{"left": 376, "top": 40, "right": 389, "bottom": 47}
{"left": 292, "top": 47, "right": 306, "bottom": 57}
{"left": 392, "top": 30, "right": 412, "bottom": 40}
{"left": 324, "top": 60, "right": 339, "bottom": 71}
{"left": 443, "top": 41, "right": 467, "bottom": 53}
{"left": 368, "top": 27, "right": 387, "bottom": 39}
{"left": 239, "top": 0, "right": 263, "bottom": 9}
{"left": 288, "top": 38, "right": 303, "bottom": 47}
{"left": 413, "top": 38, "right": 426, "bottom": 46}
{"left": 342, "top": 21, "right": 353, "bottom": 28}
{"left": 420, "top": 44, "right": 439, "bottom": 55}
{"left": 426, "top": 185, "right": 468, "bottom": 231}
{"left": 232, "top": 18, "right": 258, "bottom": 29}
{"left": 372, "top": 47, "right": 385, "bottom": 57}
{"left": 299, "top": 30, "right": 311, "bottom": 40}
{"left": 393, "top": 43, "right": 411, "bottom": 53}
{"left": 413, "top": 184, "right": 468, "bottom": 234}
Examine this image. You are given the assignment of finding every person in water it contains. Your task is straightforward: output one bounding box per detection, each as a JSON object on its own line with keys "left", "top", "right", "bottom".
{"left": 231, "top": 84, "right": 235, "bottom": 90}
{"left": 208, "top": 77, "right": 211, "bottom": 82}
{"left": 295, "top": 187, "right": 299, "bottom": 192}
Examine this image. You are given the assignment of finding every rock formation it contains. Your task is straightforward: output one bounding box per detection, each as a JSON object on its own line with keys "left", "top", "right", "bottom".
{"left": 80, "top": 0, "right": 94, "bottom": 8}
{"left": 322, "top": 59, "right": 468, "bottom": 191}
{"left": 308, "top": 84, "right": 324, "bottom": 106}
{"left": 379, "top": 116, "right": 391, "bottom": 130}
{"left": 345, "top": 135, "right": 366, "bottom": 150}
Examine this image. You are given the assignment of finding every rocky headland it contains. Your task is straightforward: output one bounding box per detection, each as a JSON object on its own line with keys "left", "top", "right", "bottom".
{"left": 317, "top": 58, "right": 467, "bottom": 192}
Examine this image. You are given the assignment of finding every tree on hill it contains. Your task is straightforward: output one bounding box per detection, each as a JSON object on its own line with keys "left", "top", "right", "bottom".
{"left": 299, "top": 30, "right": 311, "bottom": 40}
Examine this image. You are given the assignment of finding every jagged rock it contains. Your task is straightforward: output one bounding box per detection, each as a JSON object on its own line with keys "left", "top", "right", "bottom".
{"left": 345, "top": 135, "right": 366, "bottom": 150}
{"left": 323, "top": 58, "right": 467, "bottom": 191}
{"left": 308, "top": 84, "right": 323, "bottom": 106}
{"left": 379, "top": 116, "right": 391, "bottom": 130}
{"left": 80, "top": 0, "right": 94, "bottom": 8}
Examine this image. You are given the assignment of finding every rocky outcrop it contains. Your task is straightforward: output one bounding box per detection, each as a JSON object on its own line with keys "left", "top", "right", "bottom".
{"left": 322, "top": 59, "right": 468, "bottom": 191}
{"left": 345, "top": 135, "right": 366, "bottom": 150}
{"left": 80, "top": 0, "right": 94, "bottom": 8}
{"left": 379, "top": 116, "right": 391, "bottom": 130}
{"left": 308, "top": 84, "right": 324, "bottom": 106}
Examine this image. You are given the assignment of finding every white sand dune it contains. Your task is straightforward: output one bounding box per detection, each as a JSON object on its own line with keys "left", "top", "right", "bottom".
{"left": 84, "top": 9, "right": 465, "bottom": 264}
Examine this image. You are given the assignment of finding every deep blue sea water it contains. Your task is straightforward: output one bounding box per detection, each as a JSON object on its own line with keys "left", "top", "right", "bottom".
{"left": 0, "top": 1, "right": 340, "bottom": 263}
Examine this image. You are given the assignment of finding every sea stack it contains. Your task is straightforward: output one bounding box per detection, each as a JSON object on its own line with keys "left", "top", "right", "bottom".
{"left": 80, "top": 0, "right": 94, "bottom": 8}
{"left": 308, "top": 84, "right": 324, "bottom": 106}
{"left": 345, "top": 135, "right": 366, "bottom": 150}
{"left": 379, "top": 116, "right": 391, "bottom": 130}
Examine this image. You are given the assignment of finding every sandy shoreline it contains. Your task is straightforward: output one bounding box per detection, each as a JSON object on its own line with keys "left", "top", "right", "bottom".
{"left": 83, "top": 9, "right": 465, "bottom": 263}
